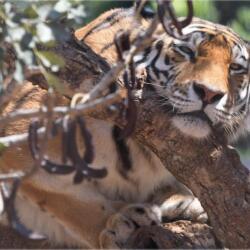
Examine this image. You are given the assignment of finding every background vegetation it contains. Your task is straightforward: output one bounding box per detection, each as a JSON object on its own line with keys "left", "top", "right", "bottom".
{"left": 85, "top": 0, "right": 250, "bottom": 40}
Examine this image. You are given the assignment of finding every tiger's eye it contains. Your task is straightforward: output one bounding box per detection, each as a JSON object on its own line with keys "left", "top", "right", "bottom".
{"left": 179, "top": 46, "right": 194, "bottom": 55}
{"left": 230, "top": 63, "right": 245, "bottom": 72}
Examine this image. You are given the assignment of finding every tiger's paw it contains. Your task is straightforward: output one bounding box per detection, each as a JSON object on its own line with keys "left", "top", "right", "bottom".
{"left": 161, "top": 195, "right": 208, "bottom": 223}
{"left": 99, "top": 204, "right": 162, "bottom": 249}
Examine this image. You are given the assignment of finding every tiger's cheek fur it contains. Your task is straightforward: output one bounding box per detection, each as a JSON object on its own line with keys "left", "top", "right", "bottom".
{"left": 172, "top": 116, "right": 212, "bottom": 139}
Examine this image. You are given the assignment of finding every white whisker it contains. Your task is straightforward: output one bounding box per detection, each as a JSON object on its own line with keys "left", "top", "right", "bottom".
{"left": 144, "top": 82, "right": 163, "bottom": 88}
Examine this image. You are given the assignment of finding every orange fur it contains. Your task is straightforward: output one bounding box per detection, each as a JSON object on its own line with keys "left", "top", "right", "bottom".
{"left": 176, "top": 34, "right": 232, "bottom": 93}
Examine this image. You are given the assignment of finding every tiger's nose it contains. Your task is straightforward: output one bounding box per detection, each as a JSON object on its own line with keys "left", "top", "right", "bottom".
{"left": 193, "top": 83, "right": 224, "bottom": 104}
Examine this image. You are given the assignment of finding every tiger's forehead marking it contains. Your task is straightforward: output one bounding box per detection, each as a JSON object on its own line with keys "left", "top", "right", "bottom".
{"left": 182, "top": 20, "right": 245, "bottom": 46}
{"left": 180, "top": 20, "right": 249, "bottom": 62}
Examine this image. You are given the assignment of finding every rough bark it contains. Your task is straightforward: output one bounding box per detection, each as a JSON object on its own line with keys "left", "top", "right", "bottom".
{"left": 126, "top": 221, "right": 217, "bottom": 249}
{"left": 1, "top": 37, "right": 250, "bottom": 248}
{"left": 134, "top": 98, "right": 250, "bottom": 248}
{"left": 0, "top": 224, "right": 54, "bottom": 249}
{"left": 53, "top": 37, "right": 250, "bottom": 248}
{"left": 58, "top": 38, "right": 250, "bottom": 248}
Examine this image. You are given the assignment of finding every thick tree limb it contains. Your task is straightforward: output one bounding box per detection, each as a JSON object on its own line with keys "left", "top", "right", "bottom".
{"left": 134, "top": 97, "right": 250, "bottom": 248}
{"left": 126, "top": 221, "right": 217, "bottom": 249}
{"left": 0, "top": 224, "right": 59, "bottom": 249}
{"left": 86, "top": 87, "right": 250, "bottom": 248}
{"left": 30, "top": 38, "right": 250, "bottom": 248}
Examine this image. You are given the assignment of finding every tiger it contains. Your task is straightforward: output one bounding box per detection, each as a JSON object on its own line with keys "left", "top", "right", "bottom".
{"left": 0, "top": 6, "right": 250, "bottom": 249}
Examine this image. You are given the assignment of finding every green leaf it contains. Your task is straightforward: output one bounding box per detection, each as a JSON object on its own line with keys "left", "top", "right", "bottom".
{"left": 231, "top": 21, "right": 250, "bottom": 40}
{"left": 0, "top": 142, "right": 6, "bottom": 155}
{"left": 35, "top": 51, "right": 65, "bottom": 70}
{"left": 172, "top": 0, "right": 218, "bottom": 22}
{"left": 43, "top": 71, "right": 64, "bottom": 94}
{"left": 24, "top": 5, "right": 38, "bottom": 19}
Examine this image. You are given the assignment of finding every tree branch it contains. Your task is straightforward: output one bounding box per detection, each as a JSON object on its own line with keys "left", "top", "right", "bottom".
{"left": 126, "top": 221, "right": 217, "bottom": 249}
{"left": 133, "top": 96, "right": 250, "bottom": 248}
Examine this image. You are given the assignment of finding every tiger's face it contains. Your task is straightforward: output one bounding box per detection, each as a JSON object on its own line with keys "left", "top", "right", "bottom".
{"left": 135, "top": 19, "right": 250, "bottom": 140}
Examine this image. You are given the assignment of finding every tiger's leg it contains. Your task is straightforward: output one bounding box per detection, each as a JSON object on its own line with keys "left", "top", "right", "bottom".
{"left": 0, "top": 127, "right": 110, "bottom": 248}
{"left": 0, "top": 139, "right": 123, "bottom": 248}
{"left": 160, "top": 194, "right": 207, "bottom": 223}
{"left": 98, "top": 188, "right": 207, "bottom": 249}
{"left": 99, "top": 204, "right": 162, "bottom": 249}
{"left": 17, "top": 181, "right": 125, "bottom": 248}
{"left": 0, "top": 139, "right": 162, "bottom": 249}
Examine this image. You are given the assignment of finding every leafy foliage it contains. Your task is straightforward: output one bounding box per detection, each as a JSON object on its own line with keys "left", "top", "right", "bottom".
{"left": 86, "top": 1, "right": 249, "bottom": 40}
{"left": 0, "top": 0, "right": 86, "bottom": 90}
{"left": 231, "top": 6, "right": 250, "bottom": 40}
{"left": 172, "top": 0, "right": 219, "bottom": 22}
{"left": 0, "top": 142, "right": 5, "bottom": 155}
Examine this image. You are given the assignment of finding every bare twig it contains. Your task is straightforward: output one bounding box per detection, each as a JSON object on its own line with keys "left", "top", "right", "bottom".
{"left": 0, "top": 89, "right": 126, "bottom": 133}
{"left": 0, "top": 172, "right": 26, "bottom": 181}
{"left": 79, "top": 16, "right": 159, "bottom": 105}
{"left": 1, "top": 180, "right": 47, "bottom": 240}
{"left": 157, "top": 0, "right": 193, "bottom": 38}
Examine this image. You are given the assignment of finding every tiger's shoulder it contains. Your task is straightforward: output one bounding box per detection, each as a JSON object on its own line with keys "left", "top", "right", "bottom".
{"left": 74, "top": 8, "right": 151, "bottom": 64}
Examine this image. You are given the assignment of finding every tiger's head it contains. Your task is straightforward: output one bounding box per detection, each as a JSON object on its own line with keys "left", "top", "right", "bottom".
{"left": 135, "top": 18, "right": 250, "bottom": 141}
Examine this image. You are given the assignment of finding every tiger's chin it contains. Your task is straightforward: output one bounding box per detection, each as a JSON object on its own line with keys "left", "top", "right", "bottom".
{"left": 172, "top": 115, "right": 211, "bottom": 139}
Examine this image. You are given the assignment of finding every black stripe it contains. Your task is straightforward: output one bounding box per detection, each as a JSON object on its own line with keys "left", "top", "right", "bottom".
{"left": 164, "top": 54, "right": 170, "bottom": 64}
{"left": 145, "top": 67, "right": 156, "bottom": 92}
{"left": 100, "top": 42, "right": 115, "bottom": 54}
{"left": 83, "top": 9, "right": 133, "bottom": 41}
{"left": 159, "top": 70, "right": 169, "bottom": 80}
{"left": 108, "top": 7, "right": 134, "bottom": 26}
{"left": 167, "top": 73, "right": 176, "bottom": 83}
{"left": 150, "top": 40, "right": 164, "bottom": 79}
{"left": 240, "top": 55, "right": 247, "bottom": 61}
{"left": 156, "top": 55, "right": 170, "bottom": 81}
{"left": 112, "top": 126, "right": 132, "bottom": 174}
{"left": 109, "top": 81, "right": 117, "bottom": 94}
{"left": 134, "top": 46, "right": 151, "bottom": 65}
{"left": 82, "top": 9, "right": 122, "bottom": 40}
